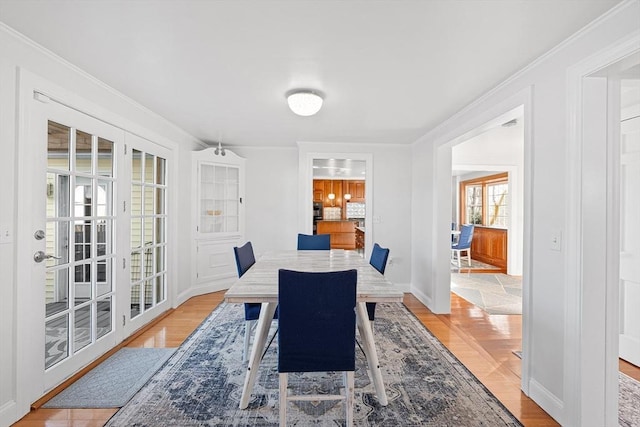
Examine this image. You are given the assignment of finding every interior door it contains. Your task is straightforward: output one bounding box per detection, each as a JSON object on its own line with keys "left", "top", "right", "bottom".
{"left": 24, "top": 94, "right": 125, "bottom": 395}
{"left": 619, "top": 115, "right": 640, "bottom": 366}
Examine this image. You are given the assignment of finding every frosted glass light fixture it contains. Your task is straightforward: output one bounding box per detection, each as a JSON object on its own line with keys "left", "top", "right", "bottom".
{"left": 286, "top": 90, "right": 323, "bottom": 116}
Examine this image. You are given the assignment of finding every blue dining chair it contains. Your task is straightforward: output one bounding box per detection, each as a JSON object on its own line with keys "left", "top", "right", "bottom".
{"left": 297, "top": 233, "right": 331, "bottom": 250}
{"left": 233, "top": 241, "right": 277, "bottom": 362}
{"left": 451, "top": 224, "right": 475, "bottom": 268}
{"left": 278, "top": 269, "right": 357, "bottom": 427}
{"left": 366, "top": 243, "right": 390, "bottom": 324}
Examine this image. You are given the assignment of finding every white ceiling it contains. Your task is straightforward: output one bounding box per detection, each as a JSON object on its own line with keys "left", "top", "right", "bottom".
{"left": 0, "top": 0, "right": 622, "bottom": 148}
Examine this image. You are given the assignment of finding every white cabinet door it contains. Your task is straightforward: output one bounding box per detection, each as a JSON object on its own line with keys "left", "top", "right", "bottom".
{"left": 619, "top": 116, "right": 640, "bottom": 366}
{"left": 192, "top": 148, "right": 245, "bottom": 289}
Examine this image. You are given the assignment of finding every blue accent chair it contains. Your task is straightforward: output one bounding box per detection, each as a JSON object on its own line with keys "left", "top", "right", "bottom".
{"left": 451, "top": 224, "right": 475, "bottom": 268}
{"left": 366, "top": 243, "right": 390, "bottom": 323}
{"left": 297, "top": 233, "right": 331, "bottom": 250}
{"left": 233, "top": 241, "right": 277, "bottom": 362}
{"left": 278, "top": 269, "right": 357, "bottom": 426}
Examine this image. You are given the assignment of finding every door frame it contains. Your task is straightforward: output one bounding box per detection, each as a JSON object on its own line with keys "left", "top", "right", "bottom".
{"left": 15, "top": 68, "right": 128, "bottom": 407}
{"left": 14, "top": 67, "right": 178, "bottom": 414}
{"left": 564, "top": 33, "right": 640, "bottom": 426}
{"left": 433, "top": 87, "right": 533, "bottom": 396}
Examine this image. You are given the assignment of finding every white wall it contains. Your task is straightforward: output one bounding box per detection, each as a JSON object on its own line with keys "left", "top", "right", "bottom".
{"left": 411, "top": 1, "right": 640, "bottom": 424}
{"left": 0, "top": 23, "right": 202, "bottom": 425}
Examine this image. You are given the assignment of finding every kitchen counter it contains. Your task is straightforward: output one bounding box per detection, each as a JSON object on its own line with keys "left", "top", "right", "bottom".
{"left": 317, "top": 220, "right": 356, "bottom": 249}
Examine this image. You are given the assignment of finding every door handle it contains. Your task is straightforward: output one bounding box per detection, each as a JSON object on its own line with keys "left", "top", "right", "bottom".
{"left": 33, "top": 251, "right": 61, "bottom": 263}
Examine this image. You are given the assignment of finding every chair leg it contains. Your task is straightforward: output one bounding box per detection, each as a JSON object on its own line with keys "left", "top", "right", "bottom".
{"left": 279, "top": 373, "right": 288, "bottom": 427}
{"left": 466, "top": 249, "right": 471, "bottom": 266}
{"left": 345, "top": 371, "right": 354, "bottom": 427}
{"left": 457, "top": 250, "right": 461, "bottom": 268}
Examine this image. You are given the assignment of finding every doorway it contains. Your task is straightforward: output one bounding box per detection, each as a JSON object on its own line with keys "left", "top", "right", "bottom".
{"left": 565, "top": 41, "right": 640, "bottom": 425}
{"left": 300, "top": 152, "right": 373, "bottom": 256}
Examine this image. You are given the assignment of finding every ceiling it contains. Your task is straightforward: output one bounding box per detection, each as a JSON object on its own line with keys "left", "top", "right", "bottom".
{"left": 0, "top": 0, "right": 622, "bottom": 148}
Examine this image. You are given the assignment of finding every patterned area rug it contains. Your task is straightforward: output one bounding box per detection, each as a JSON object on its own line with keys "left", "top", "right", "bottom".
{"left": 619, "top": 372, "right": 640, "bottom": 426}
{"left": 106, "top": 302, "right": 522, "bottom": 426}
{"left": 451, "top": 273, "right": 522, "bottom": 315}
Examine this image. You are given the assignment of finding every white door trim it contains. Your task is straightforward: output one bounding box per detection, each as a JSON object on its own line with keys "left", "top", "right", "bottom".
{"left": 564, "top": 32, "right": 640, "bottom": 426}
{"left": 432, "top": 86, "right": 534, "bottom": 396}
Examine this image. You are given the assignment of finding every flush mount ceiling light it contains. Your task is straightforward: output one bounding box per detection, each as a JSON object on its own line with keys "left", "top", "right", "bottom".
{"left": 286, "top": 90, "right": 323, "bottom": 116}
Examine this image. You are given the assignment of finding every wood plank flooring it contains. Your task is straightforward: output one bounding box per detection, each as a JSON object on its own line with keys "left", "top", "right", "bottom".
{"left": 14, "top": 291, "right": 639, "bottom": 426}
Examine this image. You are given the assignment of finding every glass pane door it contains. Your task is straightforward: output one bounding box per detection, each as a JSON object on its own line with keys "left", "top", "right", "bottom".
{"left": 45, "top": 120, "right": 115, "bottom": 369}
{"left": 130, "top": 149, "right": 167, "bottom": 319}
{"left": 199, "top": 164, "right": 240, "bottom": 233}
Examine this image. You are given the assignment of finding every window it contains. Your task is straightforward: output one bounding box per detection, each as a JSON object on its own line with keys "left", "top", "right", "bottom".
{"left": 460, "top": 173, "right": 509, "bottom": 228}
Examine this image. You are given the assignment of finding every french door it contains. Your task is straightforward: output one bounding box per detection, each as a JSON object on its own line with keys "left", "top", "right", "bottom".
{"left": 22, "top": 96, "right": 126, "bottom": 391}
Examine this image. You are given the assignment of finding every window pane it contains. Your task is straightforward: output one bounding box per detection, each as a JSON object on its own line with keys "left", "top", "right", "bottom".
{"left": 96, "top": 258, "right": 111, "bottom": 297}
{"left": 131, "top": 217, "right": 142, "bottom": 249}
{"left": 131, "top": 184, "right": 142, "bottom": 216}
{"left": 45, "top": 268, "right": 69, "bottom": 316}
{"left": 465, "top": 185, "right": 482, "bottom": 224}
{"left": 97, "top": 296, "right": 112, "bottom": 339}
{"left": 131, "top": 284, "right": 141, "bottom": 319}
{"left": 132, "top": 149, "right": 142, "bottom": 182}
{"left": 131, "top": 250, "right": 142, "bottom": 283}
{"left": 97, "top": 137, "right": 113, "bottom": 177}
{"left": 155, "top": 275, "right": 165, "bottom": 304}
{"left": 75, "top": 177, "right": 93, "bottom": 218}
{"left": 48, "top": 121, "right": 70, "bottom": 171}
{"left": 143, "top": 247, "right": 154, "bottom": 278}
{"left": 74, "top": 304, "right": 92, "bottom": 352}
{"left": 144, "top": 153, "right": 154, "bottom": 183}
{"left": 156, "top": 157, "right": 166, "bottom": 185}
{"left": 45, "top": 314, "right": 68, "bottom": 369}
{"left": 97, "top": 180, "right": 112, "bottom": 216}
{"left": 75, "top": 129, "right": 92, "bottom": 175}
{"left": 487, "top": 183, "right": 508, "bottom": 227}
{"left": 144, "top": 186, "right": 154, "bottom": 215}
{"left": 74, "top": 220, "right": 91, "bottom": 261}
{"left": 96, "top": 219, "right": 111, "bottom": 257}
{"left": 74, "top": 263, "right": 92, "bottom": 305}
{"left": 47, "top": 173, "right": 70, "bottom": 218}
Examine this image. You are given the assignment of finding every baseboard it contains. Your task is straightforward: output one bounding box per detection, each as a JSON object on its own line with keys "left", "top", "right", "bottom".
{"left": 409, "top": 285, "right": 432, "bottom": 309}
{"left": 176, "top": 281, "right": 232, "bottom": 307}
{"left": 0, "top": 400, "right": 18, "bottom": 427}
{"left": 528, "top": 378, "right": 564, "bottom": 425}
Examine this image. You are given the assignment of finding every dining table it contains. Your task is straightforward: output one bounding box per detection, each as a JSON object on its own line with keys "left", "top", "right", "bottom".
{"left": 224, "top": 249, "right": 404, "bottom": 409}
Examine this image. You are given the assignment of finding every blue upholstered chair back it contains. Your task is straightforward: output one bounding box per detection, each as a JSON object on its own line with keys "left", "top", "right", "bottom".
{"left": 297, "top": 233, "right": 331, "bottom": 250}
{"left": 278, "top": 269, "right": 357, "bottom": 373}
{"left": 453, "top": 224, "right": 475, "bottom": 250}
{"left": 366, "top": 243, "right": 390, "bottom": 321}
{"left": 234, "top": 241, "right": 255, "bottom": 277}
{"left": 369, "top": 243, "right": 390, "bottom": 275}
{"left": 233, "top": 242, "right": 262, "bottom": 321}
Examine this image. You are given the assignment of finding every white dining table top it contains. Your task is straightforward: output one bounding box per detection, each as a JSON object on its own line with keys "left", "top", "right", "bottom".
{"left": 224, "top": 249, "right": 403, "bottom": 304}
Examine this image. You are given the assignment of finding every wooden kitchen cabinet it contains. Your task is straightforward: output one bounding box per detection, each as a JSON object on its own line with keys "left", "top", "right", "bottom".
{"left": 317, "top": 220, "right": 356, "bottom": 249}
{"left": 344, "top": 180, "right": 365, "bottom": 202}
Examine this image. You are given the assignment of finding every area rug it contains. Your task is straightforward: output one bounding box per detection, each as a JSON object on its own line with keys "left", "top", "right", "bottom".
{"left": 451, "top": 273, "right": 522, "bottom": 315}
{"left": 44, "top": 347, "right": 175, "bottom": 408}
{"left": 619, "top": 372, "right": 640, "bottom": 427}
{"left": 106, "top": 302, "right": 522, "bottom": 426}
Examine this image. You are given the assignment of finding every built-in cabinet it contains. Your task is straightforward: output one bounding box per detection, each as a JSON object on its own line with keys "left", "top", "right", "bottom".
{"left": 470, "top": 226, "right": 507, "bottom": 272}
{"left": 192, "top": 148, "right": 245, "bottom": 289}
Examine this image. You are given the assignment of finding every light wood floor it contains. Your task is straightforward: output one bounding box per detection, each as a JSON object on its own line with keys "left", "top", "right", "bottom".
{"left": 13, "top": 291, "right": 639, "bottom": 426}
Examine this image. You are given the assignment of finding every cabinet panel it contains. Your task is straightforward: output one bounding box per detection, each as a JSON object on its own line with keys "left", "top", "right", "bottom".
{"left": 196, "top": 240, "right": 237, "bottom": 282}
{"left": 470, "top": 226, "right": 507, "bottom": 271}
